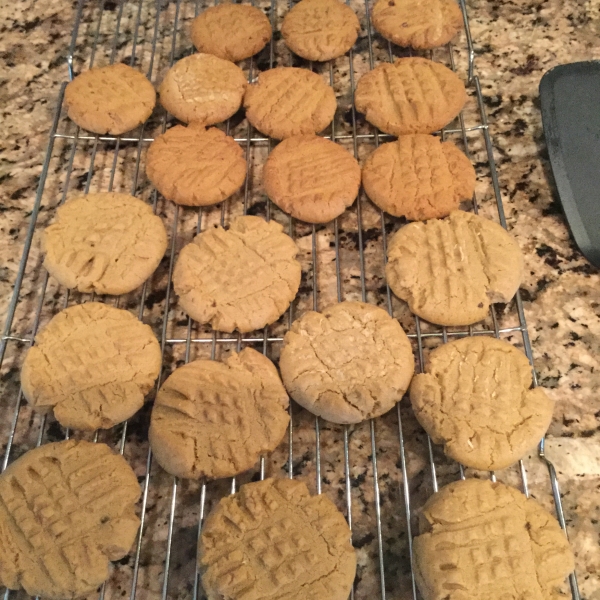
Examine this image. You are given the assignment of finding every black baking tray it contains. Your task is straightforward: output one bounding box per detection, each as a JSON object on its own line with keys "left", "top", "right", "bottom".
{"left": 539, "top": 61, "right": 600, "bottom": 268}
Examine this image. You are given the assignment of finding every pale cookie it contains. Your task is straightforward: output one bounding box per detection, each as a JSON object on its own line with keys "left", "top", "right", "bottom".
{"left": 200, "top": 478, "right": 356, "bottom": 600}
{"left": 279, "top": 301, "right": 414, "bottom": 424}
{"left": 149, "top": 348, "right": 289, "bottom": 480}
{"left": 354, "top": 57, "right": 466, "bottom": 135}
{"left": 21, "top": 302, "right": 161, "bottom": 430}
{"left": 42, "top": 193, "right": 167, "bottom": 294}
{"left": 64, "top": 63, "right": 156, "bottom": 135}
{"left": 158, "top": 53, "right": 247, "bottom": 125}
{"left": 146, "top": 124, "right": 246, "bottom": 206}
{"left": 263, "top": 135, "right": 361, "bottom": 223}
{"left": 386, "top": 211, "right": 524, "bottom": 325}
{"left": 0, "top": 440, "right": 140, "bottom": 600}
{"left": 362, "top": 134, "right": 476, "bottom": 220}
{"left": 410, "top": 337, "right": 553, "bottom": 470}
{"left": 372, "top": 0, "right": 463, "bottom": 50}
{"left": 191, "top": 4, "right": 272, "bottom": 62}
{"left": 414, "top": 479, "right": 574, "bottom": 600}
{"left": 244, "top": 67, "right": 337, "bottom": 139}
{"left": 281, "top": 0, "right": 361, "bottom": 62}
{"left": 173, "top": 216, "right": 301, "bottom": 333}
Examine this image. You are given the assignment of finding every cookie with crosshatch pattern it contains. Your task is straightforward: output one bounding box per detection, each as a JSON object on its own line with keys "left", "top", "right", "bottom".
{"left": 263, "top": 134, "right": 361, "bottom": 223}
{"left": 243, "top": 67, "right": 337, "bottom": 139}
{"left": 64, "top": 63, "right": 156, "bottom": 135}
{"left": 0, "top": 440, "right": 140, "bottom": 600}
{"left": 414, "top": 479, "right": 574, "bottom": 600}
{"left": 149, "top": 348, "right": 289, "bottom": 480}
{"left": 372, "top": 0, "right": 464, "bottom": 50}
{"left": 190, "top": 3, "right": 272, "bottom": 62}
{"left": 385, "top": 210, "right": 524, "bottom": 325}
{"left": 146, "top": 124, "right": 247, "bottom": 206}
{"left": 281, "top": 0, "right": 361, "bottom": 62}
{"left": 354, "top": 57, "right": 467, "bottom": 135}
{"left": 410, "top": 336, "right": 554, "bottom": 470}
{"left": 21, "top": 302, "right": 161, "bottom": 430}
{"left": 199, "top": 478, "right": 356, "bottom": 600}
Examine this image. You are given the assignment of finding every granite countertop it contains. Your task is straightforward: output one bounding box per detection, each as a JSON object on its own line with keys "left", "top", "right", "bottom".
{"left": 0, "top": 1, "right": 599, "bottom": 599}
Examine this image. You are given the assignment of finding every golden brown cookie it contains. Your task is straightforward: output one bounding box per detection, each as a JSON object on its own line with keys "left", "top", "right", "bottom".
{"left": 386, "top": 211, "right": 523, "bottom": 325}
{"left": 279, "top": 301, "right": 414, "bottom": 424}
{"left": 64, "top": 63, "right": 155, "bottom": 135}
{"left": 42, "top": 192, "right": 167, "bottom": 294}
{"left": 354, "top": 57, "right": 466, "bottom": 135}
{"left": 362, "top": 134, "right": 476, "bottom": 220}
{"left": 173, "top": 216, "right": 301, "bottom": 333}
{"left": 200, "top": 478, "right": 356, "bottom": 600}
{"left": 244, "top": 67, "right": 337, "bottom": 139}
{"left": 21, "top": 302, "right": 161, "bottom": 430}
{"left": 410, "top": 337, "right": 554, "bottom": 470}
{"left": 149, "top": 348, "right": 289, "bottom": 480}
{"left": 414, "top": 479, "right": 574, "bottom": 600}
{"left": 146, "top": 124, "right": 246, "bottom": 206}
{"left": 158, "top": 53, "right": 247, "bottom": 125}
{"left": 372, "top": 0, "right": 464, "bottom": 50}
{"left": 281, "top": 0, "right": 361, "bottom": 61}
{"left": 0, "top": 440, "right": 140, "bottom": 600}
{"left": 191, "top": 3, "right": 272, "bottom": 62}
{"left": 263, "top": 135, "right": 360, "bottom": 223}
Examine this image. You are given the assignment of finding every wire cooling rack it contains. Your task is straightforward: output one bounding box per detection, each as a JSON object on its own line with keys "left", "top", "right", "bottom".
{"left": 0, "top": 1, "right": 581, "bottom": 599}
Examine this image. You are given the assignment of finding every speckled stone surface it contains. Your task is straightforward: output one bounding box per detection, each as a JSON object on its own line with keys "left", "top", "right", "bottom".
{"left": 0, "top": 1, "right": 599, "bottom": 599}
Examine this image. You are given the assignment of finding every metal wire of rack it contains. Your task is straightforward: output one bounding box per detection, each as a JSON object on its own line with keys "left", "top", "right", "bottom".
{"left": 0, "top": 1, "right": 581, "bottom": 600}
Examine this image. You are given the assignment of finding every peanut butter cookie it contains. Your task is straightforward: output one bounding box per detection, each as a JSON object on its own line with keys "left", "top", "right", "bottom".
{"left": 362, "top": 134, "right": 475, "bottom": 220}
{"left": 158, "top": 53, "right": 247, "bottom": 125}
{"left": 200, "top": 478, "right": 356, "bottom": 600}
{"left": 64, "top": 63, "right": 156, "bottom": 135}
{"left": 282, "top": 0, "right": 361, "bottom": 62}
{"left": 414, "top": 479, "right": 574, "bottom": 600}
{"left": 42, "top": 192, "right": 167, "bottom": 294}
{"left": 372, "top": 0, "right": 464, "bottom": 50}
{"left": 386, "top": 211, "right": 523, "bottom": 325}
{"left": 410, "top": 336, "right": 554, "bottom": 470}
{"left": 354, "top": 57, "right": 466, "bottom": 135}
{"left": 244, "top": 67, "right": 337, "bottom": 139}
{"left": 263, "top": 135, "right": 360, "bottom": 223}
{"left": 21, "top": 302, "right": 161, "bottom": 430}
{"left": 280, "top": 301, "right": 414, "bottom": 424}
{"left": 150, "top": 348, "right": 289, "bottom": 480}
{"left": 0, "top": 440, "right": 140, "bottom": 600}
{"left": 191, "top": 4, "right": 272, "bottom": 62}
{"left": 146, "top": 124, "right": 246, "bottom": 206}
{"left": 173, "top": 216, "right": 301, "bottom": 333}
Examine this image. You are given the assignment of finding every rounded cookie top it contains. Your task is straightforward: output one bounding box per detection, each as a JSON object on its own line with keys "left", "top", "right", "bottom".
{"left": 200, "top": 478, "right": 356, "bottom": 600}
{"left": 414, "top": 479, "right": 574, "bottom": 600}
{"left": 385, "top": 211, "right": 523, "bottom": 326}
{"left": 158, "top": 53, "right": 247, "bottom": 125}
{"left": 42, "top": 192, "right": 167, "bottom": 294}
{"left": 244, "top": 67, "right": 337, "bottom": 139}
{"left": 191, "top": 4, "right": 272, "bottom": 62}
{"left": 279, "top": 301, "right": 414, "bottom": 424}
{"left": 354, "top": 57, "right": 466, "bottom": 135}
{"left": 410, "top": 337, "right": 554, "bottom": 470}
{"left": 64, "top": 63, "right": 155, "bottom": 135}
{"left": 264, "top": 135, "right": 361, "bottom": 223}
{"left": 282, "top": 0, "right": 361, "bottom": 62}
{"left": 362, "top": 134, "right": 475, "bottom": 220}
{"left": 173, "top": 215, "right": 301, "bottom": 333}
{"left": 0, "top": 440, "right": 140, "bottom": 600}
{"left": 146, "top": 124, "right": 247, "bottom": 206}
{"left": 149, "top": 348, "right": 289, "bottom": 480}
{"left": 372, "top": 0, "right": 463, "bottom": 50}
{"left": 21, "top": 302, "right": 161, "bottom": 430}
